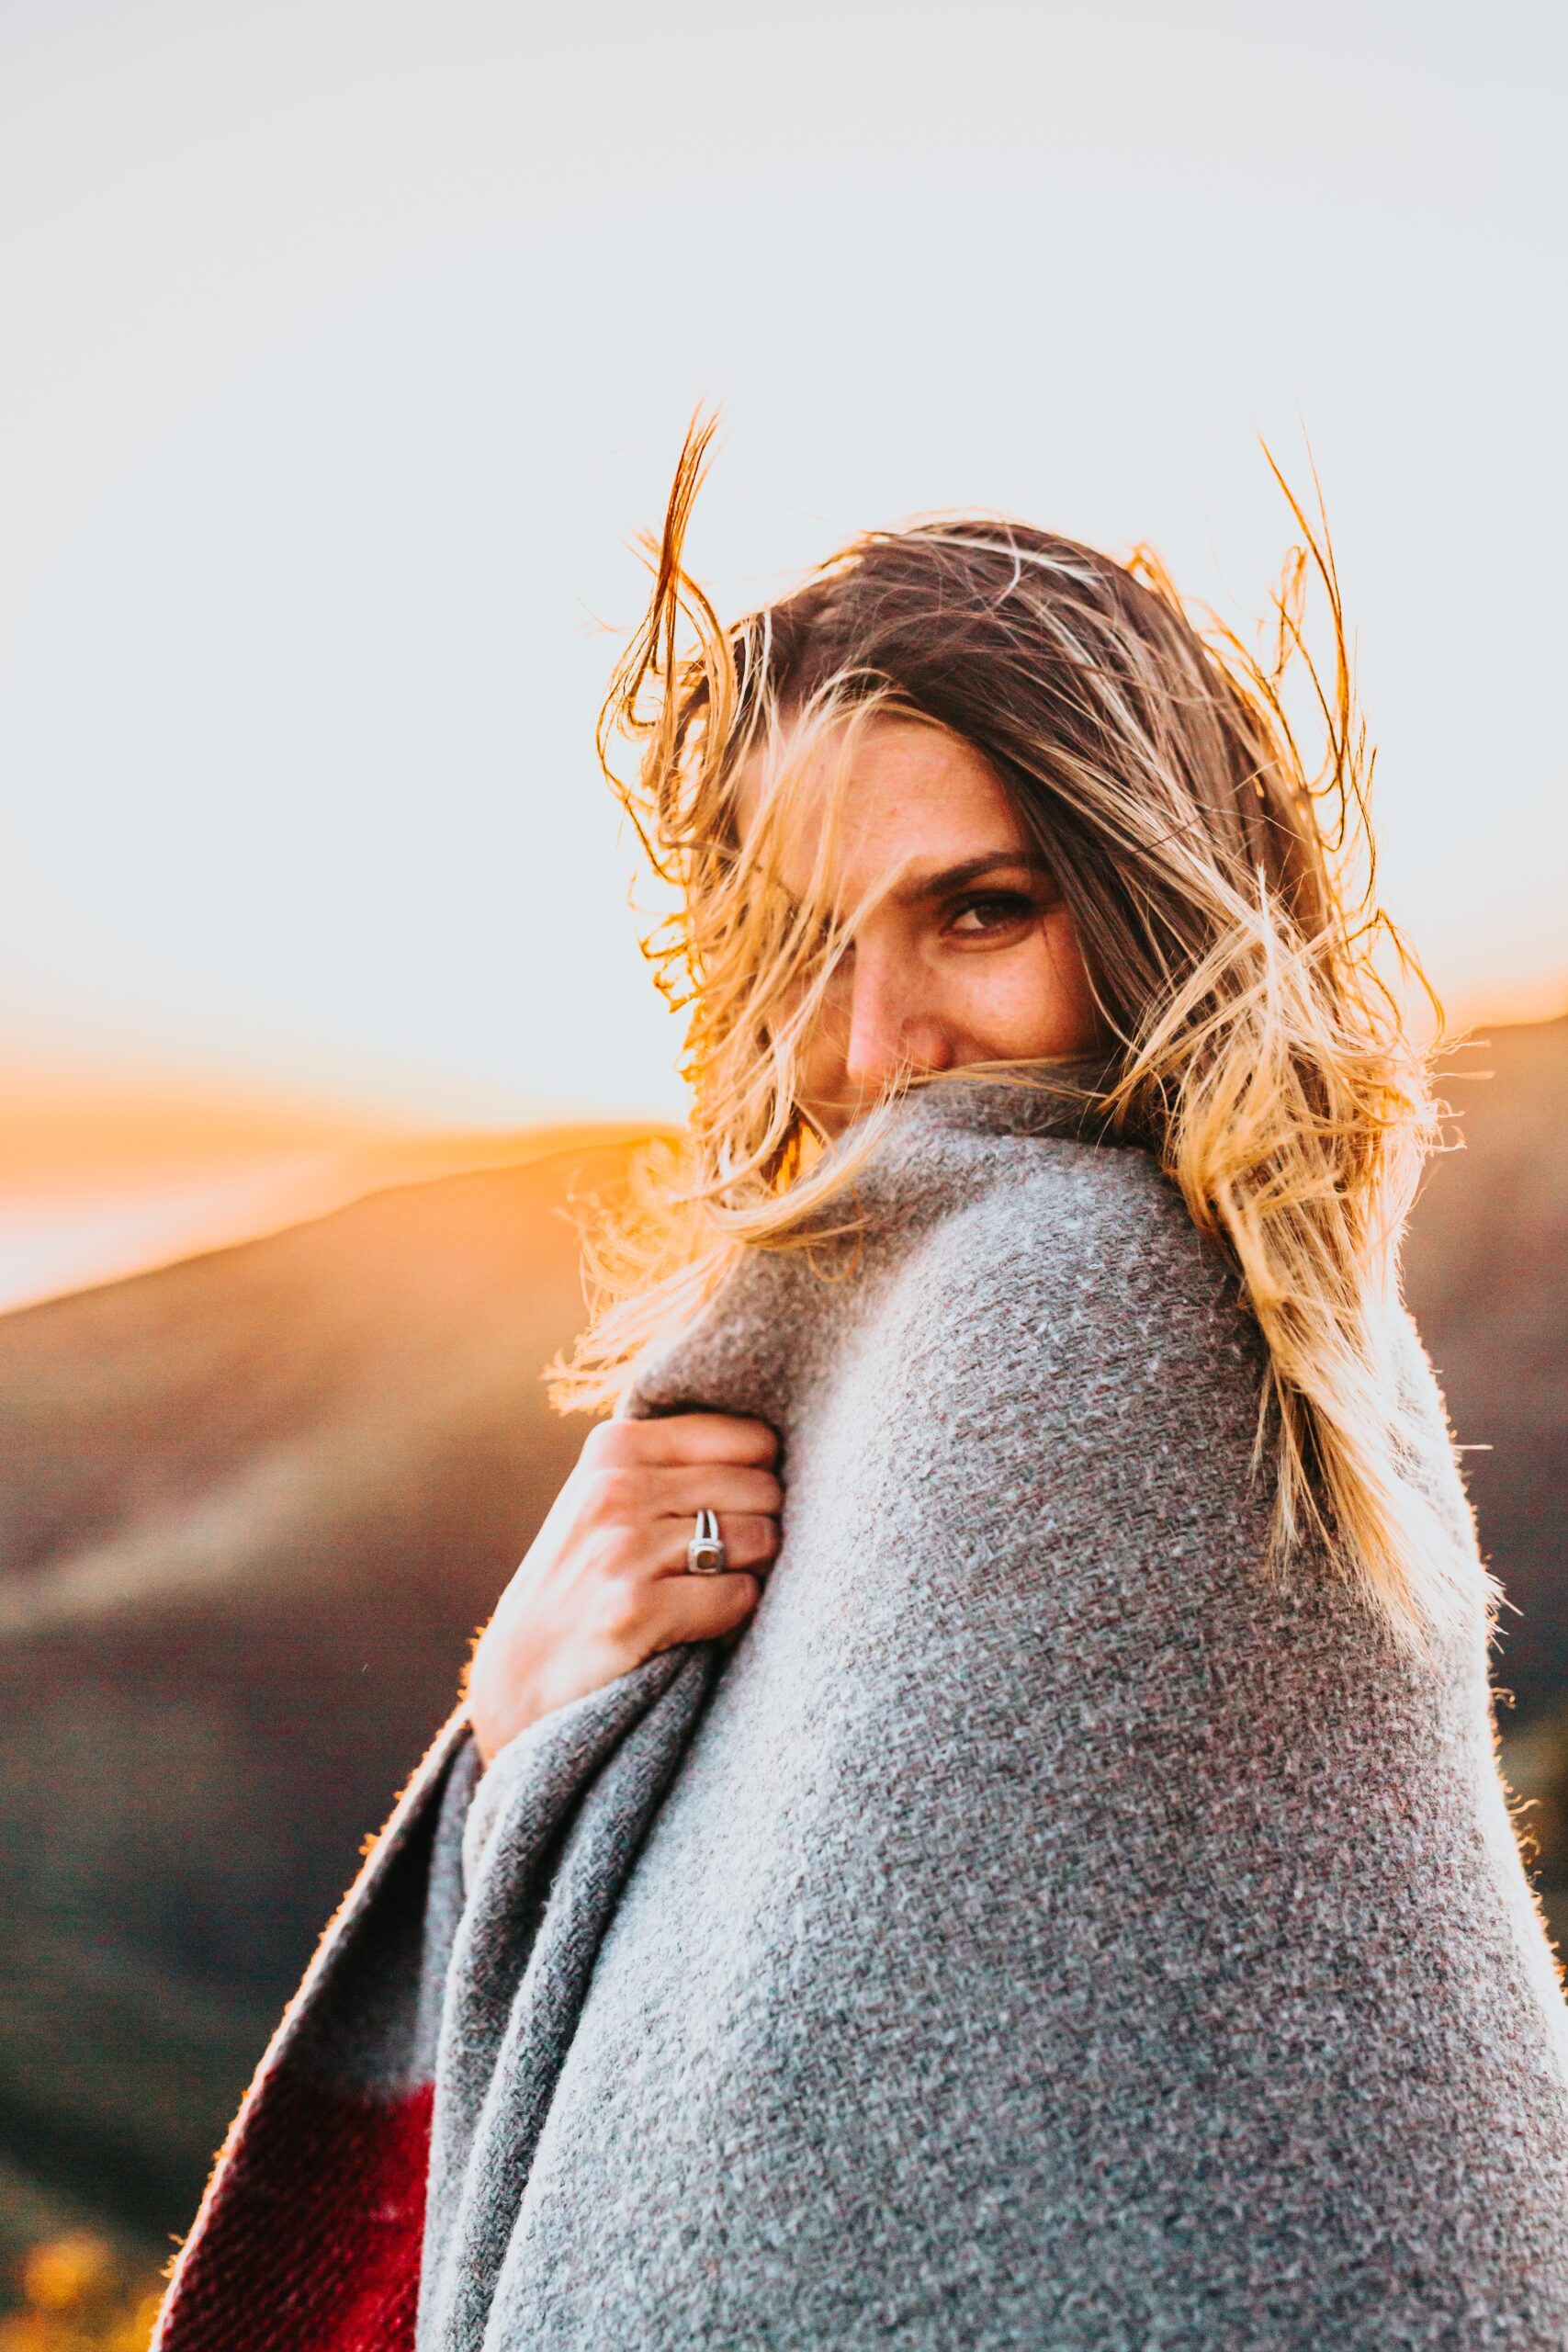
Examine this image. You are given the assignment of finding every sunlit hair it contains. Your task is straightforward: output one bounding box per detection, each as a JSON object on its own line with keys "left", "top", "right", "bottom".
{"left": 555, "top": 417, "right": 1483, "bottom": 1645}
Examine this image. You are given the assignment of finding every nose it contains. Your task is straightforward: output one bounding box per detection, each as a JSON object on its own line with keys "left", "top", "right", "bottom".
{"left": 842, "top": 940, "right": 954, "bottom": 1091}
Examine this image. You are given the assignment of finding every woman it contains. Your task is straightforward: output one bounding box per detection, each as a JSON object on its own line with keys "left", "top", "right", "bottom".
{"left": 154, "top": 433, "right": 1568, "bottom": 2352}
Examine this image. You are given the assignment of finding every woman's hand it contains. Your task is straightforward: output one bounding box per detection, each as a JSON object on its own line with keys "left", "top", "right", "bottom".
{"left": 464, "top": 1412, "right": 782, "bottom": 1767}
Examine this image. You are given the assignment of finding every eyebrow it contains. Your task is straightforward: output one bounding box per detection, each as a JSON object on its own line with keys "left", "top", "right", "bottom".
{"left": 893, "top": 851, "right": 1053, "bottom": 907}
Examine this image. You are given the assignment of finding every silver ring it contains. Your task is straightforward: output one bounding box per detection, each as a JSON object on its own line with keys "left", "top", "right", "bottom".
{"left": 686, "top": 1509, "right": 728, "bottom": 1576}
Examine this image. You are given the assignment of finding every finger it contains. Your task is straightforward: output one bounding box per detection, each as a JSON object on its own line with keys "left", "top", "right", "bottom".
{"left": 650, "top": 1569, "right": 763, "bottom": 1648}
{"left": 649, "top": 1511, "right": 781, "bottom": 1578}
{"left": 639, "top": 1464, "right": 784, "bottom": 1521}
{"left": 604, "top": 1413, "right": 779, "bottom": 1468}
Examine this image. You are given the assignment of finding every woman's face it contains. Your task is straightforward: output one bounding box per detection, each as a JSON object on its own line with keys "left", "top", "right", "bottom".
{"left": 742, "top": 716, "right": 1105, "bottom": 1139}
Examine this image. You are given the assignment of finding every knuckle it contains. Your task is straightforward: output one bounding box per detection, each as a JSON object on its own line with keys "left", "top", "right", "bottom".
{"left": 582, "top": 1419, "right": 640, "bottom": 1467}
{"left": 586, "top": 1465, "right": 641, "bottom": 1521}
{"left": 721, "top": 1572, "right": 764, "bottom": 1623}
{"left": 598, "top": 1568, "right": 652, "bottom": 1641}
{"left": 681, "top": 1576, "right": 756, "bottom": 1638}
{"left": 591, "top": 1522, "right": 644, "bottom": 1577}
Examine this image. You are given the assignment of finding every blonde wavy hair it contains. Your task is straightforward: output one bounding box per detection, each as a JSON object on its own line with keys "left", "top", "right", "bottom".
{"left": 557, "top": 419, "right": 1482, "bottom": 1646}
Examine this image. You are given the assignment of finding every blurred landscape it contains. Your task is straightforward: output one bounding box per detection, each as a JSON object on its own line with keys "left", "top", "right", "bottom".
{"left": 0, "top": 1020, "right": 1563, "bottom": 2312}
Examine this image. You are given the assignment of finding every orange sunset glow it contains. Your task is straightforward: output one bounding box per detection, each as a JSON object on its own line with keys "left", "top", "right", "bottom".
{"left": 3, "top": 4, "right": 1562, "bottom": 1337}
{"left": 0, "top": 1057, "right": 660, "bottom": 1313}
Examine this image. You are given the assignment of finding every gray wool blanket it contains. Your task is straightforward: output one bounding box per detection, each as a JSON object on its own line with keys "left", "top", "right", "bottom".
{"left": 157, "top": 1075, "right": 1568, "bottom": 2352}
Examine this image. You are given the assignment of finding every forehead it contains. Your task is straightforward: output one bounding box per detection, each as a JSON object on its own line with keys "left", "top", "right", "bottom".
{"left": 735, "top": 714, "right": 1028, "bottom": 898}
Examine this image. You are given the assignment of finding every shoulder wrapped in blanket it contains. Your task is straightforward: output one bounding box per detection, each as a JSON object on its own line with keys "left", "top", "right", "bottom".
{"left": 153, "top": 1077, "right": 1568, "bottom": 2352}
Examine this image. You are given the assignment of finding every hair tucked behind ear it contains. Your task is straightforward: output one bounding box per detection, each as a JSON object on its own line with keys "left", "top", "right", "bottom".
{"left": 555, "top": 417, "right": 1483, "bottom": 1650}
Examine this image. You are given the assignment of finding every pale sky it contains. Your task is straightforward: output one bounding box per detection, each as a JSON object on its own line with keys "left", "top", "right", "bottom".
{"left": 2, "top": 0, "right": 1563, "bottom": 1131}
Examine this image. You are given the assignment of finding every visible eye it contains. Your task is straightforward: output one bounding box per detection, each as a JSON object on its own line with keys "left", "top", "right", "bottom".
{"left": 946, "top": 890, "right": 1040, "bottom": 938}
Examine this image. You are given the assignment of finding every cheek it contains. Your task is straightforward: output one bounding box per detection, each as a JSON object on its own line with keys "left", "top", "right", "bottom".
{"left": 953, "top": 916, "right": 1100, "bottom": 1057}
{"left": 1043, "top": 910, "right": 1103, "bottom": 1031}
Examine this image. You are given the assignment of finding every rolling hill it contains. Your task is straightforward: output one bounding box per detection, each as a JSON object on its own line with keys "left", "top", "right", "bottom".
{"left": 1402, "top": 1015, "right": 1568, "bottom": 1717}
{"left": 0, "top": 1137, "right": 630, "bottom": 2256}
